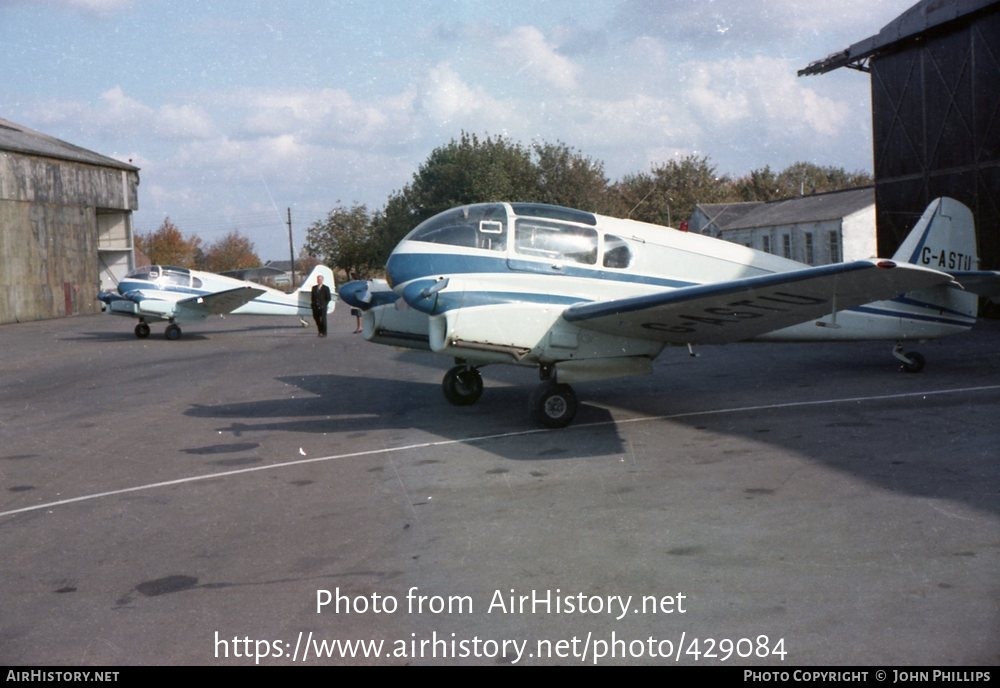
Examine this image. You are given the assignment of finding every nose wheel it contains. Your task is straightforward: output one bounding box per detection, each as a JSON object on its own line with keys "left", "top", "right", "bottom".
{"left": 442, "top": 365, "right": 484, "bottom": 405}
{"left": 134, "top": 321, "right": 151, "bottom": 338}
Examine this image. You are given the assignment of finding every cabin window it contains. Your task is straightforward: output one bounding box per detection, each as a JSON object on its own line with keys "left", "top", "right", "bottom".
{"left": 603, "top": 234, "right": 632, "bottom": 268}
{"left": 161, "top": 268, "right": 191, "bottom": 287}
{"left": 515, "top": 219, "right": 598, "bottom": 265}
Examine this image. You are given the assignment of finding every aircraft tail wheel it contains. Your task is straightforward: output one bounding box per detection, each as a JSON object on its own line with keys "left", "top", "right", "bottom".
{"left": 442, "top": 366, "right": 484, "bottom": 406}
{"left": 892, "top": 344, "right": 925, "bottom": 373}
{"left": 165, "top": 323, "right": 182, "bottom": 341}
{"left": 531, "top": 381, "right": 578, "bottom": 428}
{"left": 134, "top": 322, "right": 151, "bottom": 339}
{"left": 900, "top": 351, "right": 925, "bottom": 373}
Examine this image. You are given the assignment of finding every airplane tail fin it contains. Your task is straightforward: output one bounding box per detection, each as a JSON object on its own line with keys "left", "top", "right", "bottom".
{"left": 297, "top": 264, "right": 336, "bottom": 313}
{"left": 298, "top": 265, "right": 335, "bottom": 291}
{"left": 892, "top": 197, "right": 978, "bottom": 271}
{"left": 892, "top": 197, "right": 979, "bottom": 326}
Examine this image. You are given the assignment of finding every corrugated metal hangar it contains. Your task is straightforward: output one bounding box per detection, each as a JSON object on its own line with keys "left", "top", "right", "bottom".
{"left": 800, "top": 0, "right": 1000, "bottom": 271}
{"left": 0, "top": 117, "right": 139, "bottom": 324}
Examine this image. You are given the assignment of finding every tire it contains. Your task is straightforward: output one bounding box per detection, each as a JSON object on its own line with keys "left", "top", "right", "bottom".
{"left": 135, "top": 322, "right": 151, "bottom": 338}
{"left": 900, "top": 351, "right": 925, "bottom": 373}
{"left": 442, "top": 366, "right": 484, "bottom": 406}
{"left": 165, "top": 324, "right": 182, "bottom": 341}
{"left": 531, "top": 382, "right": 578, "bottom": 428}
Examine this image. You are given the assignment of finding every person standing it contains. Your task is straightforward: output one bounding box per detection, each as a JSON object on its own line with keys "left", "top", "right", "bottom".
{"left": 311, "top": 274, "right": 332, "bottom": 337}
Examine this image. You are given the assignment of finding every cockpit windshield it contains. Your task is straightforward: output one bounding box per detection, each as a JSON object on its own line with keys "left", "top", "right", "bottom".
{"left": 402, "top": 203, "right": 632, "bottom": 270}
{"left": 406, "top": 204, "right": 508, "bottom": 251}
{"left": 124, "top": 265, "right": 192, "bottom": 287}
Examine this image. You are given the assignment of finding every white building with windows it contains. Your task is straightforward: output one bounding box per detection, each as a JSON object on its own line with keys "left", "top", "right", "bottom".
{"left": 689, "top": 187, "right": 875, "bottom": 265}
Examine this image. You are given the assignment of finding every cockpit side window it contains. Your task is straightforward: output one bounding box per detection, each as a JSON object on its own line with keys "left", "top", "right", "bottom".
{"left": 515, "top": 219, "right": 598, "bottom": 265}
{"left": 603, "top": 234, "right": 633, "bottom": 269}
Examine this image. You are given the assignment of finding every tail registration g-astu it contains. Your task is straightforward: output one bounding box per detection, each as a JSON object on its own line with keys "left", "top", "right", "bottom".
{"left": 339, "top": 198, "right": 997, "bottom": 428}
{"left": 99, "top": 264, "right": 335, "bottom": 340}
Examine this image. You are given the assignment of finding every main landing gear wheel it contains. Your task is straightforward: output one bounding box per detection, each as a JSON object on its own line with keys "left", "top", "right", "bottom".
{"left": 164, "top": 323, "right": 182, "bottom": 341}
{"left": 442, "top": 366, "right": 484, "bottom": 406}
{"left": 134, "top": 322, "right": 151, "bottom": 339}
{"left": 531, "top": 381, "right": 578, "bottom": 428}
{"left": 892, "top": 344, "right": 925, "bottom": 373}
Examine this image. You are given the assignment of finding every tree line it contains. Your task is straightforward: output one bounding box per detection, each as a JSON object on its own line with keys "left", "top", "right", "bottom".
{"left": 134, "top": 218, "right": 263, "bottom": 273}
{"left": 137, "top": 131, "right": 871, "bottom": 277}
{"left": 306, "top": 132, "right": 872, "bottom": 279}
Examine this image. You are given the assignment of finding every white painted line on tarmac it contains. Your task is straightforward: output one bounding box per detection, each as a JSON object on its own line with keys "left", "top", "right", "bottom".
{"left": 2, "top": 384, "right": 998, "bottom": 519}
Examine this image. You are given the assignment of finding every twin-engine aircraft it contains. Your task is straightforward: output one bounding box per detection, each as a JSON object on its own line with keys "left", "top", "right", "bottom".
{"left": 99, "top": 264, "right": 335, "bottom": 340}
{"left": 339, "top": 197, "right": 996, "bottom": 428}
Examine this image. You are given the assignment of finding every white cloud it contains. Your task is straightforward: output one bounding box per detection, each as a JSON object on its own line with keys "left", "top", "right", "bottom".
{"left": 497, "top": 26, "right": 580, "bottom": 91}
{"left": 415, "top": 63, "right": 526, "bottom": 135}
{"left": 683, "top": 56, "right": 849, "bottom": 137}
{"left": 45, "top": 0, "right": 134, "bottom": 15}
{"left": 156, "top": 104, "right": 214, "bottom": 140}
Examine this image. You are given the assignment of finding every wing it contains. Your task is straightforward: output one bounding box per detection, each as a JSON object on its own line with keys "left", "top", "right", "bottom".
{"left": 174, "top": 286, "right": 267, "bottom": 318}
{"left": 563, "top": 260, "right": 952, "bottom": 345}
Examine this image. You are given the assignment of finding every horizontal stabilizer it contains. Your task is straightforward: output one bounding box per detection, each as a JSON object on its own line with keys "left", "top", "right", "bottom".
{"left": 952, "top": 270, "right": 1000, "bottom": 297}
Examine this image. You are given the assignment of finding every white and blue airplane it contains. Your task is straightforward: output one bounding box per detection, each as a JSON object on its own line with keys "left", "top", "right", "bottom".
{"left": 99, "top": 264, "right": 335, "bottom": 340}
{"left": 339, "top": 197, "right": 996, "bottom": 427}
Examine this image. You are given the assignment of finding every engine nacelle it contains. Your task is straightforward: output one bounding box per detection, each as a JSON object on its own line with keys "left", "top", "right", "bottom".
{"left": 363, "top": 303, "right": 432, "bottom": 351}
{"left": 426, "top": 303, "right": 664, "bottom": 369}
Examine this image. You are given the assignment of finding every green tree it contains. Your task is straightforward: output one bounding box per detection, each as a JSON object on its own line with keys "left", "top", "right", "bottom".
{"left": 610, "top": 156, "right": 735, "bottom": 227}
{"left": 732, "top": 165, "right": 782, "bottom": 202}
{"left": 532, "top": 141, "right": 610, "bottom": 212}
{"left": 773, "top": 162, "right": 873, "bottom": 198}
{"left": 135, "top": 217, "right": 202, "bottom": 267}
{"left": 200, "top": 231, "right": 261, "bottom": 273}
{"left": 305, "top": 203, "right": 378, "bottom": 279}
{"left": 369, "top": 190, "right": 418, "bottom": 269}
{"left": 408, "top": 132, "right": 538, "bottom": 218}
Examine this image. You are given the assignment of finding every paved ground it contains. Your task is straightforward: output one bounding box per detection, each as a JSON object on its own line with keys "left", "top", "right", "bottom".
{"left": 1, "top": 307, "right": 997, "bottom": 665}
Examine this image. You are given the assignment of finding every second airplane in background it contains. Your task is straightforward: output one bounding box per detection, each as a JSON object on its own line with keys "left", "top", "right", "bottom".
{"left": 99, "top": 264, "right": 335, "bottom": 340}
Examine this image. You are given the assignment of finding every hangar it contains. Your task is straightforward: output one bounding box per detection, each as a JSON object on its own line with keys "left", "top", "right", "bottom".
{"left": 0, "top": 117, "right": 139, "bottom": 324}
{"left": 799, "top": 0, "right": 1000, "bottom": 270}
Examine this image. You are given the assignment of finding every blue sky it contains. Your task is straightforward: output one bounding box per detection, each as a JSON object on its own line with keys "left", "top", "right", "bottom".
{"left": 4, "top": 0, "right": 916, "bottom": 260}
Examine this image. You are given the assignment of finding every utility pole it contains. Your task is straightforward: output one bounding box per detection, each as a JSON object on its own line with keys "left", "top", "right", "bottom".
{"left": 287, "top": 207, "right": 296, "bottom": 288}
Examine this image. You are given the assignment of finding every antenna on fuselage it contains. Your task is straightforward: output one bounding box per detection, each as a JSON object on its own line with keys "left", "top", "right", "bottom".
{"left": 626, "top": 182, "right": 657, "bottom": 219}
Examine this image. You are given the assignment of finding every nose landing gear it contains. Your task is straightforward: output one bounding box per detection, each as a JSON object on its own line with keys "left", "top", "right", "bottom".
{"left": 442, "top": 365, "right": 484, "bottom": 406}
